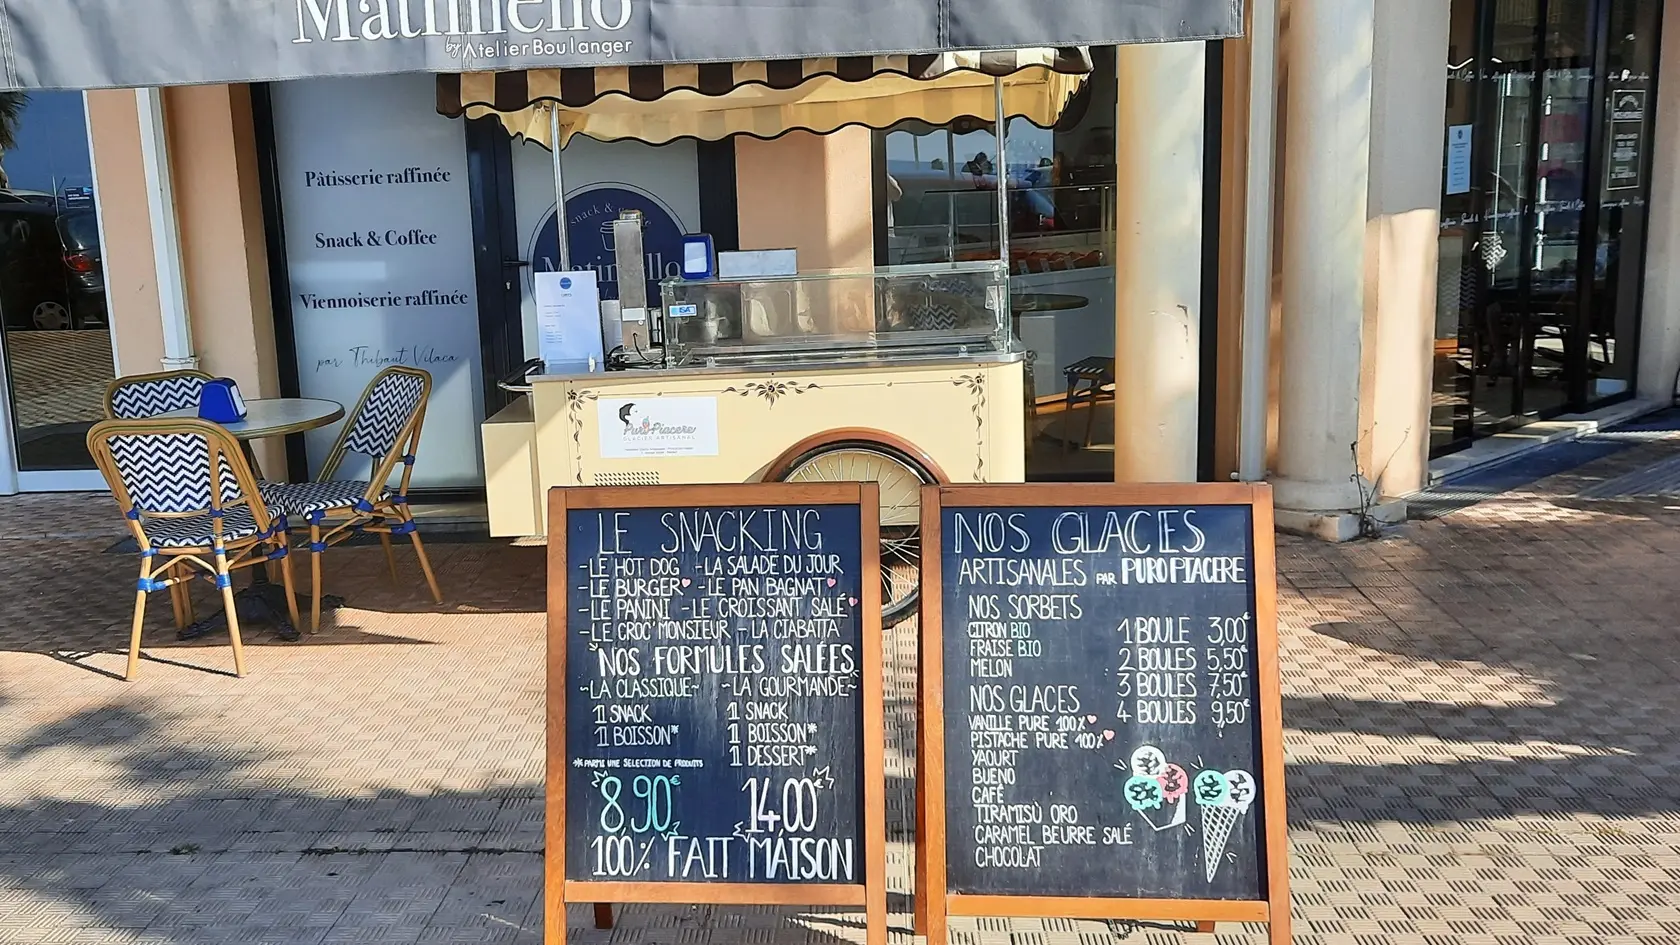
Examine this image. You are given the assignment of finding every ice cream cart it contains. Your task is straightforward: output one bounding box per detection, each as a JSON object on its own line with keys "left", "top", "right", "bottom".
{"left": 464, "top": 50, "right": 1094, "bottom": 624}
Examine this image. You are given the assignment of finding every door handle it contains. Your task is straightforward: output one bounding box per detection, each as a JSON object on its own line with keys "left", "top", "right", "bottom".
{"left": 502, "top": 258, "right": 530, "bottom": 292}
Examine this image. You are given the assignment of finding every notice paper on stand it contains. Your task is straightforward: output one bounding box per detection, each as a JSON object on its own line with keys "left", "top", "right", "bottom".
{"left": 535, "top": 270, "right": 605, "bottom": 369}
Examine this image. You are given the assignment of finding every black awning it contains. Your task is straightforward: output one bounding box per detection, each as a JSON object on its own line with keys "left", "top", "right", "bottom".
{"left": 0, "top": 0, "right": 1241, "bottom": 91}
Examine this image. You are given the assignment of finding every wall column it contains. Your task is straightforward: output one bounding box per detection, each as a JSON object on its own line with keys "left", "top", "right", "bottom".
{"left": 1111, "top": 41, "right": 1206, "bottom": 483}
{"left": 1271, "top": 0, "right": 1382, "bottom": 535}
{"left": 734, "top": 128, "right": 874, "bottom": 270}
{"left": 166, "top": 83, "right": 285, "bottom": 473}
{"left": 1637, "top": 1, "right": 1680, "bottom": 405}
{"left": 136, "top": 87, "right": 198, "bottom": 371}
{"left": 1361, "top": 0, "right": 1451, "bottom": 498}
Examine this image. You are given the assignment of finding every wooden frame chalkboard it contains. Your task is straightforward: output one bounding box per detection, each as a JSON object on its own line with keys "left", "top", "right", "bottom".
{"left": 545, "top": 483, "right": 888, "bottom": 945}
{"left": 913, "top": 483, "right": 1289, "bottom": 944}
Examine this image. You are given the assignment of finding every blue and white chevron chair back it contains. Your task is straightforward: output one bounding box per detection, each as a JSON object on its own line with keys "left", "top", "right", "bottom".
{"left": 107, "top": 370, "right": 213, "bottom": 420}
{"left": 341, "top": 368, "right": 430, "bottom": 464}
{"left": 101, "top": 426, "right": 244, "bottom": 515}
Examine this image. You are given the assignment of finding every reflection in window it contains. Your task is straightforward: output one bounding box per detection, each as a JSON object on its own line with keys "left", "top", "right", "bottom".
{"left": 0, "top": 90, "right": 115, "bottom": 471}
{"left": 877, "top": 47, "right": 1117, "bottom": 481}
{"left": 1429, "top": 0, "right": 1659, "bottom": 455}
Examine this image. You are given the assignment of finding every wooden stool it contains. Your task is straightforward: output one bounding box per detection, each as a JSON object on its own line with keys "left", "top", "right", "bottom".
{"left": 1061, "top": 356, "right": 1115, "bottom": 451}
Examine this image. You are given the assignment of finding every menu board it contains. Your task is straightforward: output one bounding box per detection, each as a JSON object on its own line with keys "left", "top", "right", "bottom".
{"left": 936, "top": 502, "right": 1267, "bottom": 901}
{"left": 560, "top": 498, "right": 870, "bottom": 884}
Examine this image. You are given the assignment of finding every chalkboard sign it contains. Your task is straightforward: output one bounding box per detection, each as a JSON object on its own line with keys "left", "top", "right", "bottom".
{"left": 546, "top": 484, "right": 888, "bottom": 945}
{"left": 914, "top": 484, "right": 1289, "bottom": 945}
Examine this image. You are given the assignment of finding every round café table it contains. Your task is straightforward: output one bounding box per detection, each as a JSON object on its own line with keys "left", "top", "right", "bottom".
{"left": 157, "top": 398, "right": 346, "bottom": 641}
{"left": 1009, "top": 292, "right": 1090, "bottom": 315}
{"left": 157, "top": 397, "right": 345, "bottom": 477}
{"left": 1008, "top": 291, "right": 1091, "bottom": 345}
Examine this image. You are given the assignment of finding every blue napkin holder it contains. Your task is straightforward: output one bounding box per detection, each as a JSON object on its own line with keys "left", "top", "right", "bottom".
{"left": 197, "top": 378, "right": 247, "bottom": 423}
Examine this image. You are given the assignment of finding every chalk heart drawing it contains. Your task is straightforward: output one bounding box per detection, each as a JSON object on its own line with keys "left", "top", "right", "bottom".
{"left": 1086, "top": 714, "right": 1098, "bottom": 724}
{"left": 827, "top": 578, "right": 837, "bottom": 587}
{"left": 681, "top": 577, "right": 692, "bottom": 587}
{"left": 1102, "top": 730, "right": 1115, "bottom": 741}
{"left": 848, "top": 596, "right": 859, "bottom": 606}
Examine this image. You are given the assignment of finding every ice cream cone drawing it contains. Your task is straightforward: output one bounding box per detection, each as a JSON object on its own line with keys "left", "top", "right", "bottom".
{"left": 1119, "top": 746, "right": 1189, "bottom": 831}
{"left": 1193, "top": 768, "right": 1256, "bottom": 881}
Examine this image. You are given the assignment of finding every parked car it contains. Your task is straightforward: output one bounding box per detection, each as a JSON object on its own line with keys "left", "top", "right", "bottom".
{"left": 56, "top": 209, "right": 106, "bottom": 327}
{"left": 0, "top": 202, "right": 105, "bottom": 330}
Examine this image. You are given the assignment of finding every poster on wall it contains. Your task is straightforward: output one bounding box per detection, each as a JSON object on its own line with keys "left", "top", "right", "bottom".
{"left": 1606, "top": 89, "right": 1646, "bottom": 192}
{"left": 269, "top": 73, "right": 485, "bottom": 488}
{"left": 1445, "top": 124, "right": 1473, "bottom": 196}
{"left": 513, "top": 136, "right": 700, "bottom": 356}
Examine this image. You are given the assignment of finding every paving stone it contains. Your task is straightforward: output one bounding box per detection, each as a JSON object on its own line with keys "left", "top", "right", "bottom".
{"left": 7, "top": 437, "right": 1680, "bottom": 942}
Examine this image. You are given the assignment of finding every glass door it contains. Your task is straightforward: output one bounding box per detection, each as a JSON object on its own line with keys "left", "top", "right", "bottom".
{"left": 1431, "top": 0, "right": 1662, "bottom": 455}
{"left": 1582, "top": 0, "right": 1662, "bottom": 401}
{"left": 0, "top": 90, "right": 117, "bottom": 490}
{"left": 1514, "top": 2, "right": 1592, "bottom": 427}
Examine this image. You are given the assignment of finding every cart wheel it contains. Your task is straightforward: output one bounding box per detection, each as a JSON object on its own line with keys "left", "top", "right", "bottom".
{"left": 770, "top": 439, "right": 938, "bottom": 628}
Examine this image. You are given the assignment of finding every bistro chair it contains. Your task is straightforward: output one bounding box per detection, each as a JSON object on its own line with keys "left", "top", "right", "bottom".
{"left": 87, "top": 418, "right": 299, "bottom": 680}
{"left": 104, "top": 369, "right": 215, "bottom": 419}
{"left": 260, "top": 366, "right": 443, "bottom": 632}
{"left": 1061, "top": 356, "right": 1116, "bottom": 452}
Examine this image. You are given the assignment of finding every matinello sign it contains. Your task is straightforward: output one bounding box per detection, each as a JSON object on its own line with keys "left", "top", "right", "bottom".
{"left": 294, "top": 0, "right": 633, "bottom": 44}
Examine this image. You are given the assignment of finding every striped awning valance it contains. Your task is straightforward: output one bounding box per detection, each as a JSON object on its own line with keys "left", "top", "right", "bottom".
{"left": 436, "top": 48, "right": 1092, "bottom": 148}
{"left": 439, "top": 48, "right": 1091, "bottom": 115}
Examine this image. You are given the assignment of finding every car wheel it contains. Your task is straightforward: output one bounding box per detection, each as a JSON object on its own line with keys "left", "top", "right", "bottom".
{"left": 31, "top": 300, "right": 72, "bottom": 331}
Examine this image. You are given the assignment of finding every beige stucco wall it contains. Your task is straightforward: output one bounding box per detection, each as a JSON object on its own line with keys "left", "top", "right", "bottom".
{"left": 1638, "top": 0, "right": 1680, "bottom": 405}
{"left": 734, "top": 128, "right": 874, "bottom": 270}
{"left": 169, "top": 83, "right": 285, "bottom": 472}
{"left": 87, "top": 89, "right": 165, "bottom": 377}
{"left": 1251, "top": 0, "right": 1445, "bottom": 511}
{"left": 87, "top": 84, "right": 285, "bottom": 472}
{"left": 1112, "top": 42, "right": 1205, "bottom": 483}
{"left": 1360, "top": 0, "right": 1450, "bottom": 497}
{"left": 168, "top": 85, "right": 281, "bottom": 400}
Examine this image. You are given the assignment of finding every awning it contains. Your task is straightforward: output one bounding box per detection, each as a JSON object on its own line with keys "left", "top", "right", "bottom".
{"left": 0, "top": 1, "right": 1240, "bottom": 91}
{"left": 437, "top": 49, "right": 1094, "bottom": 147}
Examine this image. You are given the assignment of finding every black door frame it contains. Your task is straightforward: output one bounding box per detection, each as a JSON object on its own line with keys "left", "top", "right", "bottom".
{"left": 1442, "top": 0, "right": 1661, "bottom": 455}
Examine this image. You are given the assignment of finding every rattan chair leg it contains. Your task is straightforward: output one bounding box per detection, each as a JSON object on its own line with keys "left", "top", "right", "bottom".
{"left": 168, "top": 578, "right": 188, "bottom": 630}
{"left": 215, "top": 550, "right": 247, "bottom": 678}
{"left": 279, "top": 543, "right": 302, "bottom": 632}
{"left": 379, "top": 532, "right": 398, "bottom": 581}
{"left": 310, "top": 523, "right": 324, "bottom": 633}
{"left": 126, "top": 558, "right": 152, "bottom": 681}
{"left": 403, "top": 509, "right": 443, "bottom": 604}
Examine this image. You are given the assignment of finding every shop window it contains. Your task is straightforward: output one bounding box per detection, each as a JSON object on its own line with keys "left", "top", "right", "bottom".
{"left": 1431, "top": 0, "right": 1661, "bottom": 456}
{"left": 0, "top": 90, "right": 115, "bottom": 472}
{"left": 875, "top": 47, "right": 1118, "bottom": 481}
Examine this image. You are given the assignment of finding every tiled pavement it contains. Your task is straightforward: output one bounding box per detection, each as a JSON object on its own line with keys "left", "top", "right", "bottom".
{"left": 4, "top": 330, "right": 114, "bottom": 430}
{"left": 6, "top": 436, "right": 1680, "bottom": 944}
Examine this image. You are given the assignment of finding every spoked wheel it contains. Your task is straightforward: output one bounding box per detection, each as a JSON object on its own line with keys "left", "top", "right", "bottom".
{"left": 770, "top": 439, "right": 939, "bottom": 627}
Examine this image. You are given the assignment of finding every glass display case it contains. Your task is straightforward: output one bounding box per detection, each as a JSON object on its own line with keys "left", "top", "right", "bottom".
{"left": 659, "top": 261, "right": 1012, "bottom": 367}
